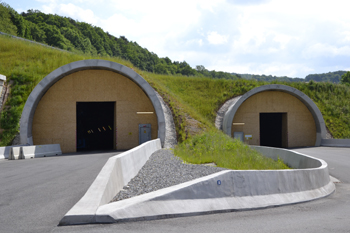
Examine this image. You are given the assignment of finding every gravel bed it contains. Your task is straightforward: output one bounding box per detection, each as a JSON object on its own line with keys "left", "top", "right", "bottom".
{"left": 111, "top": 149, "right": 226, "bottom": 202}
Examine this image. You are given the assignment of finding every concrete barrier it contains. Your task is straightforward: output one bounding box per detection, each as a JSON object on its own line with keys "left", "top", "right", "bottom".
{"left": 59, "top": 138, "right": 162, "bottom": 225}
{"left": 8, "top": 147, "right": 22, "bottom": 160}
{"left": 95, "top": 146, "right": 334, "bottom": 223}
{"left": 321, "top": 139, "right": 350, "bottom": 147}
{"left": 0, "top": 146, "right": 21, "bottom": 160}
{"left": 60, "top": 144, "right": 334, "bottom": 225}
{"left": 21, "top": 144, "right": 62, "bottom": 159}
{"left": 1, "top": 144, "right": 62, "bottom": 160}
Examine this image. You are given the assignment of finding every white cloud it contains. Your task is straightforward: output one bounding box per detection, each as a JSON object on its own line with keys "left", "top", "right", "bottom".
{"left": 57, "top": 3, "right": 98, "bottom": 25}
{"left": 207, "top": 31, "right": 229, "bottom": 45}
{"left": 303, "top": 44, "right": 350, "bottom": 59}
{"left": 22, "top": 0, "right": 350, "bottom": 78}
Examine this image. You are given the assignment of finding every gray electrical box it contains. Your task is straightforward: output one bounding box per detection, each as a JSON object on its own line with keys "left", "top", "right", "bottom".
{"left": 139, "top": 124, "right": 151, "bottom": 145}
{"left": 233, "top": 132, "right": 244, "bottom": 142}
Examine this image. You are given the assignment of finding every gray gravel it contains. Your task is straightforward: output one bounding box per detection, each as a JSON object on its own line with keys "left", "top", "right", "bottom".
{"left": 111, "top": 149, "right": 226, "bottom": 202}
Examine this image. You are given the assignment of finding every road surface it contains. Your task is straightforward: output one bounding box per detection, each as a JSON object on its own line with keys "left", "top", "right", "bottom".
{"left": 1, "top": 147, "right": 349, "bottom": 232}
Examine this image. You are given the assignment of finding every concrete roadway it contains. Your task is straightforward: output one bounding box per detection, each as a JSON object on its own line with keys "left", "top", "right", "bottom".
{"left": 0, "top": 151, "right": 120, "bottom": 233}
{"left": 1, "top": 147, "right": 349, "bottom": 232}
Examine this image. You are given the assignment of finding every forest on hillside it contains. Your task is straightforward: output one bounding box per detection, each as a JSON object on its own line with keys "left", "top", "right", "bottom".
{"left": 0, "top": 2, "right": 240, "bottom": 80}
{"left": 236, "top": 71, "right": 348, "bottom": 83}
{"left": 305, "top": 71, "right": 347, "bottom": 83}
{"left": 236, "top": 73, "right": 304, "bottom": 82}
{"left": 0, "top": 2, "right": 349, "bottom": 84}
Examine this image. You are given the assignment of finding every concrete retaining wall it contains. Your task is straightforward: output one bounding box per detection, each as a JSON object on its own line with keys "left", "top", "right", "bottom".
{"left": 321, "top": 139, "right": 350, "bottom": 147}
{"left": 59, "top": 138, "right": 162, "bottom": 225}
{"left": 61, "top": 145, "right": 334, "bottom": 224}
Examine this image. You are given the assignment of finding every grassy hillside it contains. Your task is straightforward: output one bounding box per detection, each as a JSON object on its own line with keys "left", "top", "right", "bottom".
{"left": 143, "top": 73, "right": 350, "bottom": 139}
{"left": 1, "top": 34, "right": 350, "bottom": 145}
{"left": 1, "top": 34, "right": 349, "bottom": 169}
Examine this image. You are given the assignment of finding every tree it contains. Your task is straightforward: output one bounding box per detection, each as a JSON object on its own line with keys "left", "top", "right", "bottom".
{"left": 181, "top": 65, "right": 196, "bottom": 76}
{"left": 196, "top": 65, "right": 206, "bottom": 72}
{"left": 341, "top": 71, "right": 350, "bottom": 85}
{"left": 0, "top": 3, "right": 17, "bottom": 35}
{"left": 164, "top": 57, "right": 172, "bottom": 64}
{"left": 154, "top": 63, "right": 169, "bottom": 74}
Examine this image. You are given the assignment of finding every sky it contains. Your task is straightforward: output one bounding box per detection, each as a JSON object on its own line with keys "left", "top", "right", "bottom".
{"left": 5, "top": 0, "right": 350, "bottom": 78}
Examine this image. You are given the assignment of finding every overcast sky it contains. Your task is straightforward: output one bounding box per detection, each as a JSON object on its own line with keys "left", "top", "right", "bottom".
{"left": 7, "top": 0, "right": 350, "bottom": 78}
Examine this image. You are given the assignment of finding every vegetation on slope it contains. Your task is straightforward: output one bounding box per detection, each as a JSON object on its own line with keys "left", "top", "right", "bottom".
{"left": 236, "top": 70, "right": 347, "bottom": 83}
{"left": 143, "top": 71, "right": 350, "bottom": 139}
{"left": 1, "top": 32, "right": 350, "bottom": 145}
{"left": 305, "top": 71, "right": 347, "bottom": 84}
{"left": 175, "top": 130, "right": 289, "bottom": 170}
{"left": 341, "top": 71, "right": 350, "bottom": 86}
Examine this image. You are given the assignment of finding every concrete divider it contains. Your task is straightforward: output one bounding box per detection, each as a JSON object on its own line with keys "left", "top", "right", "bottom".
{"left": 0, "top": 146, "right": 21, "bottom": 160}
{"left": 321, "top": 139, "right": 350, "bottom": 147}
{"left": 60, "top": 144, "right": 334, "bottom": 225}
{"left": 59, "top": 139, "right": 162, "bottom": 225}
{"left": 21, "top": 144, "right": 62, "bottom": 159}
{"left": 8, "top": 147, "right": 22, "bottom": 160}
{"left": 1, "top": 144, "right": 62, "bottom": 160}
{"left": 93, "top": 146, "right": 334, "bottom": 223}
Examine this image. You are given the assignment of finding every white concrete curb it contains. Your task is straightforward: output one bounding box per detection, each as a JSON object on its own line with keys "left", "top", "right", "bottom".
{"left": 59, "top": 139, "right": 162, "bottom": 225}
{"left": 60, "top": 145, "right": 334, "bottom": 225}
{"left": 96, "top": 175, "right": 334, "bottom": 223}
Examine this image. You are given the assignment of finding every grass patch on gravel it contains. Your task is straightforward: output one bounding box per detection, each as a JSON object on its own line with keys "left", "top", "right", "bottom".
{"left": 174, "top": 130, "right": 289, "bottom": 170}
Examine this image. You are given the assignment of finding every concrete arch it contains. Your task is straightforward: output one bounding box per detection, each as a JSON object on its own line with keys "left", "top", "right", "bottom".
{"left": 222, "top": 84, "right": 327, "bottom": 146}
{"left": 20, "top": 59, "right": 165, "bottom": 147}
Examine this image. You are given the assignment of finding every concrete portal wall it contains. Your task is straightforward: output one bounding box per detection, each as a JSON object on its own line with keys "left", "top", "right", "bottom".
{"left": 32, "top": 69, "right": 157, "bottom": 153}
{"left": 0, "top": 74, "right": 6, "bottom": 110}
{"left": 231, "top": 91, "right": 316, "bottom": 147}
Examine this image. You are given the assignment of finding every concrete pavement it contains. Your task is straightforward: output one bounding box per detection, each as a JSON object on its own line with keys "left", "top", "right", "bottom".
{"left": 1, "top": 147, "right": 349, "bottom": 232}
{"left": 0, "top": 151, "right": 120, "bottom": 233}
{"left": 293, "top": 147, "right": 350, "bottom": 183}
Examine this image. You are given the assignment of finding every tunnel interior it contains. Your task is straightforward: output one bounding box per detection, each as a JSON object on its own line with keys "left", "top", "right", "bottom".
{"left": 76, "top": 102, "right": 115, "bottom": 151}
{"left": 260, "top": 113, "right": 287, "bottom": 148}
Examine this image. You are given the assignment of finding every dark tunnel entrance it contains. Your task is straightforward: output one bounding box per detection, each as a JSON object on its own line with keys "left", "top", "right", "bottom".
{"left": 76, "top": 102, "right": 115, "bottom": 151}
{"left": 260, "top": 113, "right": 288, "bottom": 148}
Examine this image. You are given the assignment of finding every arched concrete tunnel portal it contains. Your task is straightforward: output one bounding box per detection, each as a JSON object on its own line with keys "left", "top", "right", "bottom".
{"left": 20, "top": 60, "right": 165, "bottom": 153}
{"left": 223, "top": 85, "right": 327, "bottom": 148}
